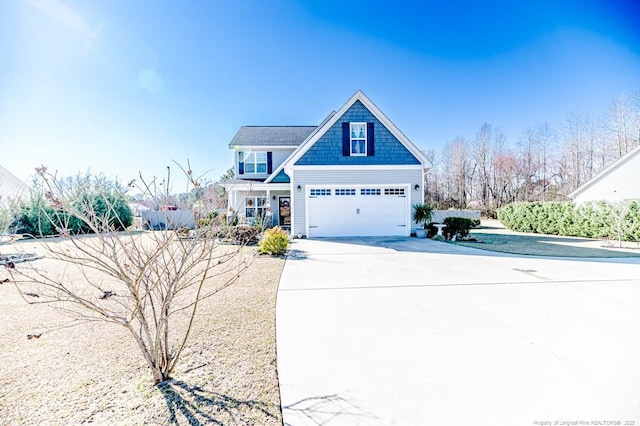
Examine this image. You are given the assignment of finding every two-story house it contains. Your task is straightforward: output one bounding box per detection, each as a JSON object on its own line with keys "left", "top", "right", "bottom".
{"left": 223, "top": 90, "right": 430, "bottom": 237}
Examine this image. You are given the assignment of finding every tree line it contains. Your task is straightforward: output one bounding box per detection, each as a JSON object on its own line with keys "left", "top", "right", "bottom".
{"left": 424, "top": 90, "right": 640, "bottom": 215}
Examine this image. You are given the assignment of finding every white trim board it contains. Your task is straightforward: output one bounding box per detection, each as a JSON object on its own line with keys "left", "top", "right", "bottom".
{"left": 292, "top": 164, "right": 423, "bottom": 171}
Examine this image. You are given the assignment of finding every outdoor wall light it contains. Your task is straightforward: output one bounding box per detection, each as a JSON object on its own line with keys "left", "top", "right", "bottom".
{"left": 272, "top": 195, "right": 276, "bottom": 200}
{"left": 414, "top": 184, "right": 420, "bottom": 191}
{"left": 297, "top": 185, "right": 301, "bottom": 192}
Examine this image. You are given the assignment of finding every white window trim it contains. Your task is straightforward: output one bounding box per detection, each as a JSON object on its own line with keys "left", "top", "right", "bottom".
{"left": 241, "top": 151, "right": 268, "bottom": 174}
{"left": 245, "top": 196, "right": 267, "bottom": 219}
{"left": 350, "top": 122, "right": 367, "bottom": 156}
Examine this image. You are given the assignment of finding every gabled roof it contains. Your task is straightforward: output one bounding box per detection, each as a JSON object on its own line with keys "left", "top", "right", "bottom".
{"left": 569, "top": 144, "right": 640, "bottom": 200}
{"left": 229, "top": 126, "right": 317, "bottom": 148}
{"left": 264, "top": 111, "right": 337, "bottom": 183}
{"left": 281, "top": 90, "right": 430, "bottom": 172}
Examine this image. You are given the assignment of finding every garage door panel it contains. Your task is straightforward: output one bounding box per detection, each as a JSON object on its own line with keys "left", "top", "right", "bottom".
{"left": 307, "top": 187, "right": 409, "bottom": 237}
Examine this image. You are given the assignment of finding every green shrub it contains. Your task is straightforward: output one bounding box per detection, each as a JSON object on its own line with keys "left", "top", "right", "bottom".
{"left": 497, "top": 200, "right": 640, "bottom": 241}
{"left": 412, "top": 203, "right": 435, "bottom": 228}
{"left": 197, "top": 211, "right": 219, "bottom": 228}
{"left": 258, "top": 226, "right": 290, "bottom": 256}
{"left": 443, "top": 217, "right": 474, "bottom": 238}
{"left": 15, "top": 174, "right": 132, "bottom": 236}
{"left": 15, "top": 192, "right": 57, "bottom": 236}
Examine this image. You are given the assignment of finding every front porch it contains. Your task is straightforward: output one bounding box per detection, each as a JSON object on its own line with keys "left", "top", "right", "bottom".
{"left": 224, "top": 181, "right": 291, "bottom": 229}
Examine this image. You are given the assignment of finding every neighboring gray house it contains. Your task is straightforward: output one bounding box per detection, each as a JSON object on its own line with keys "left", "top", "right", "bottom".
{"left": 0, "top": 165, "right": 29, "bottom": 205}
{"left": 570, "top": 145, "right": 640, "bottom": 203}
{"left": 223, "top": 90, "right": 430, "bottom": 237}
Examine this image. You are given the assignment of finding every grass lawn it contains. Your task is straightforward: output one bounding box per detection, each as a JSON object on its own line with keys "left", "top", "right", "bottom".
{"left": 0, "top": 240, "right": 285, "bottom": 425}
{"left": 453, "top": 230, "right": 640, "bottom": 258}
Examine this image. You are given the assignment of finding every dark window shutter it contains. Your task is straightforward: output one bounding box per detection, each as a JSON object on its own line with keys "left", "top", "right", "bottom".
{"left": 367, "top": 122, "right": 375, "bottom": 157}
{"left": 238, "top": 152, "right": 244, "bottom": 175}
{"left": 342, "top": 122, "right": 350, "bottom": 156}
{"left": 267, "top": 152, "right": 273, "bottom": 174}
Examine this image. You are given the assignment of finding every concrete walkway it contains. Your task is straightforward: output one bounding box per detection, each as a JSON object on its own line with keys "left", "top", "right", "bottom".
{"left": 276, "top": 237, "right": 640, "bottom": 425}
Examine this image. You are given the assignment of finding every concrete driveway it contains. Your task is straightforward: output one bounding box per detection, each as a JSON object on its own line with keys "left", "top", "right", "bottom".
{"left": 276, "top": 237, "right": 640, "bottom": 425}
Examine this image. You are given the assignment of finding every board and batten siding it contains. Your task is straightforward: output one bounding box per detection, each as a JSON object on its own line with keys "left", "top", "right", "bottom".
{"left": 291, "top": 168, "right": 423, "bottom": 236}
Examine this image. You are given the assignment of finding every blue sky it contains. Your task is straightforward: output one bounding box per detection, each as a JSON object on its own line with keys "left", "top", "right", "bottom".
{"left": 1, "top": 0, "right": 639, "bottom": 188}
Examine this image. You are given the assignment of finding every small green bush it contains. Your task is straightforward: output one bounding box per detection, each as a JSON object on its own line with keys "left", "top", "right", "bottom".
{"left": 258, "top": 226, "right": 289, "bottom": 256}
{"left": 197, "top": 211, "right": 219, "bottom": 228}
{"left": 443, "top": 217, "right": 474, "bottom": 238}
{"left": 412, "top": 203, "right": 435, "bottom": 228}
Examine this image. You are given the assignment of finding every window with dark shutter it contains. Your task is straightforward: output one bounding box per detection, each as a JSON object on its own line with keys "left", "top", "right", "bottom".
{"left": 267, "top": 152, "right": 273, "bottom": 174}
{"left": 342, "top": 122, "right": 350, "bottom": 156}
{"left": 238, "top": 152, "right": 244, "bottom": 175}
{"left": 343, "top": 122, "right": 375, "bottom": 157}
{"left": 349, "top": 122, "right": 367, "bottom": 156}
{"left": 366, "top": 122, "right": 375, "bottom": 157}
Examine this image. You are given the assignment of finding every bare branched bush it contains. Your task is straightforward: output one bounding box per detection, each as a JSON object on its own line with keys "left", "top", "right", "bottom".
{"left": 6, "top": 164, "right": 249, "bottom": 384}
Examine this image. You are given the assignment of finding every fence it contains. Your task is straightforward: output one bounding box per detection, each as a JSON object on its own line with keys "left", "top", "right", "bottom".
{"left": 141, "top": 210, "right": 196, "bottom": 230}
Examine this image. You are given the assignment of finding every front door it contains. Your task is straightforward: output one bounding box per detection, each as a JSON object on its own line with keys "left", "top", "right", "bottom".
{"left": 279, "top": 197, "right": 291, "bottom": 227}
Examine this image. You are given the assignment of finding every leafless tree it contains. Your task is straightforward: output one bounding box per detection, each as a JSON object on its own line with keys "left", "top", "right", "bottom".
{"left": 606, "top": 93, "right": 640, "bottom": 158}
{"left": 441, "top": 136, "right": 470, "bottom": 208}
{"left": 425, "top": 89, "right": 639, "bottom": 209}
{"left": 6, "top": 165, "right": 249, "bottom": 385}
{"left": 517, "top": 122, "right": 560, "bottom": 201}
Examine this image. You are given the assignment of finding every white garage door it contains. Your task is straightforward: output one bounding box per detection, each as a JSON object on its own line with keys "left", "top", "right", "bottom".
{"left": 307, "top": 186, "right": 410, "bottom": 237}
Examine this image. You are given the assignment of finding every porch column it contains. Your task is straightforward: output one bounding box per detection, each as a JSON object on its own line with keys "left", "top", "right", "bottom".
{"left": 266, "top": 189, "right": 273, "bottom": 227}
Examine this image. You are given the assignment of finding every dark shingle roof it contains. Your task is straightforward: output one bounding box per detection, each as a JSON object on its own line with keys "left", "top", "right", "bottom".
{"left": 228, "top": 126, "right": 317, "bottom": 148}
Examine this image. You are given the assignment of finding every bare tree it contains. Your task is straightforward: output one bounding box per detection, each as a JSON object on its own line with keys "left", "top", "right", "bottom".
{"left": 6, "top": 165, "right": 249, "bottom": 385}
{"left": 422, "top": 148, "right": 440, "bottom": 205}
{"left": 441, "top": 137, "right": 470, "bottom": 208}
{"left": 606, "top": 93, "right": 640, "bottom": 158}
{"left": 517, "top": 122, "right": 560, "bottom": 202}
{"left": 471, "top": 123, "right": 491, "bottom": 209}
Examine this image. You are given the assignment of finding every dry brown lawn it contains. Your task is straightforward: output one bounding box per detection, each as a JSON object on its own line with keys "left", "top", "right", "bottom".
{"left": 0, "top": 238, "right": 285, "bottom": 425}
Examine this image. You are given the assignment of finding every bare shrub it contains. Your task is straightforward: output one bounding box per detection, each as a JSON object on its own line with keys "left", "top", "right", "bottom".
{"left": 6, "top": 164, "right": 249, "bottom": 385}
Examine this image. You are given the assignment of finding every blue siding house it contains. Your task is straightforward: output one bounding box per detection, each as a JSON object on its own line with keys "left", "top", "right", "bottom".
{"left": 224, "top": 91, "right": 430, "bottom": 237}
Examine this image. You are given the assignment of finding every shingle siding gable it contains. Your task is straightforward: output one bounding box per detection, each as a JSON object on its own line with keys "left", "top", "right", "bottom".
{"left": 270, "top": 169, "right": 290, "bottom": 183}
{"left": 295, "top": 101, "right": 420, "bottom": 166}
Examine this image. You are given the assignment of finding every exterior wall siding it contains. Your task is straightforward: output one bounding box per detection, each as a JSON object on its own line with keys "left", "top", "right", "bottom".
{"left": 291, "top": 168, "right": 423, "bottom": 236}
{"left": 295, "top": 101, "right": 420, "bottom": 166}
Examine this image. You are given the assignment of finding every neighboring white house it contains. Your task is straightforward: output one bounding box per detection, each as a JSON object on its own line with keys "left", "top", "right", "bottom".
{"left": 569, "top": 145, "right": 640, "bottom": 203}
{"left": 0, "top": 165, "right": 29, "bottom": 205}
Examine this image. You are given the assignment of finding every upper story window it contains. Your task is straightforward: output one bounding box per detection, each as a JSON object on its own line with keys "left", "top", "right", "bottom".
{"left": 239, "top": 151, "right": 267, "bottom": 174}
{"left": 350, "top": 123, "right": 366, "bottom": 156}
{"left": 342, "top": 122, "right": 373, "bottom": 157}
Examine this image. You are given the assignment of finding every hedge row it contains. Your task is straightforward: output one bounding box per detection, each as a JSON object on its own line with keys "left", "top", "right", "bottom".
{"left": 498, "top": 201, "right": 640, "bottom": 241}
